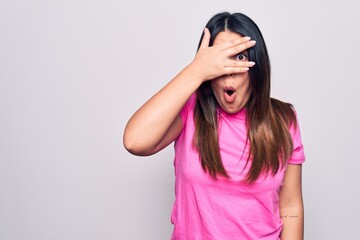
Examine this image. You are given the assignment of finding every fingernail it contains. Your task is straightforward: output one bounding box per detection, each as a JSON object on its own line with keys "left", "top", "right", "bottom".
{"left": 243, "top": 36, "right": 251, "bottom": 41}
{"left": 249, "top": 61, "right": 255, "bottom": 66}
{"left": 249, "top": 40, "right": 256, "bottom": 45}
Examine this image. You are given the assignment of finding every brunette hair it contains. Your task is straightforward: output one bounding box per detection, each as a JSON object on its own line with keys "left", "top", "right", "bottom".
{"left": 194, "top": 12, "right": 296, "bottom": 182}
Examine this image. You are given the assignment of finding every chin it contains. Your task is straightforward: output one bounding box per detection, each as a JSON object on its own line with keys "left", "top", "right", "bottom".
{"left": 222, "top": 101, "right": 246, "bottom": 113}
{"left": 227, "top": 109, "right": 240, "bottom": 114}
{"left": 221, "top": 106, "right": 240, "bottom": 114}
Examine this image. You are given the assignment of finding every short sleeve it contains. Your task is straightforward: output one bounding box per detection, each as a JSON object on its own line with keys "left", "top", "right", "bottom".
{"left": 288, "top": 114, "right": 306, "bottom": 165}
{"left": 180, "top": 93, "right": 196, "bottom": 126}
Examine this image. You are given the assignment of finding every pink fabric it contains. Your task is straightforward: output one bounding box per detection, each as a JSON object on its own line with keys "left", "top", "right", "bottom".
{"left": 171, "top": 94, "right": 305, "bottom": 240}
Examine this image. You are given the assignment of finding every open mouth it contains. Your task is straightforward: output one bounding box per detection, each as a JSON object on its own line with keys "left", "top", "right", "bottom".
{"left": 224, "top": 86, "right": 236, "bottom": 96}
{"left": 226, "top": 90, "right": 235, "bottom": 96}
{"left": 223, "top": 87, "right": 236, "bottom": 103}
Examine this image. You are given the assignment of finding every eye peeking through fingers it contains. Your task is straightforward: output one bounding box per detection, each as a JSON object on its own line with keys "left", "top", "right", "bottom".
{"left": 231, "top": 52, "right": 248, "bottom": 61}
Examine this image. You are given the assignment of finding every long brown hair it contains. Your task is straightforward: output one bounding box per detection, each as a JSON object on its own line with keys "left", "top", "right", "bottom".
{"left": 194, "top": 12, "right": 297, "bottom": 182}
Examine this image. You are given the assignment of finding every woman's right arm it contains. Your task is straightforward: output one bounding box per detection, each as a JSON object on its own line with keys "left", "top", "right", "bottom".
{"left": 123, "top": 63, "right": 204, "bottom": 156}
{"left": 123, "top": 29, "right": 256, "bottom": 156}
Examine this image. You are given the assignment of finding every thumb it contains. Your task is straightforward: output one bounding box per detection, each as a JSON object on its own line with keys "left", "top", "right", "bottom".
{"left": 199, "top": 28, "right": 210, "bottom": 49}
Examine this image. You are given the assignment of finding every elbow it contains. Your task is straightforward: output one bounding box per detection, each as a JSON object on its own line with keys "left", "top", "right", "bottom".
{"left": 123, "top": 134, "right": 142, "bottom": 156}
{"left": 123, "top": 131, "right": 154, "bottom": 156}
{"left": 123, "top": 138, "right": 136, "bottom": 155}
{"left": 123, "top": 124, "right": 141, "bottom": 155}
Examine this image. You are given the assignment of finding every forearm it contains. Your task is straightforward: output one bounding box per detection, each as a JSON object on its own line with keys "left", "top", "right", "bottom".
{"left": 123, "top": 63, "right": 203, "bottom": 155}
{"left": 279, "top": 164, "right": 304, "bottom": 240}
{"left": 280, "top": 205, "right": 304, "bottom": 240}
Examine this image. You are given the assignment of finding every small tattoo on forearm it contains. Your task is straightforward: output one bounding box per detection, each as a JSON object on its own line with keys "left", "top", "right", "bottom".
{"left": 280, "top": 215, "right": 299, "bottom": 218}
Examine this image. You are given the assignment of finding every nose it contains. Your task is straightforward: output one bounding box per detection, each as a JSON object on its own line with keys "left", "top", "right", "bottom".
{"left": 225, "top": 74, "right": 233, "bottom": 78}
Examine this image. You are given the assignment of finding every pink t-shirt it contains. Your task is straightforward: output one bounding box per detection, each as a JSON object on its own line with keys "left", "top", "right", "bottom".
{"left": 171, "top": 95, "right": 305, "bottom": 240}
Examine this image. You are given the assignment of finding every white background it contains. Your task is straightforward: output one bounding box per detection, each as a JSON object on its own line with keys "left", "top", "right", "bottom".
{"left": 1, "top": 0, "right": 359, "bottom": 239}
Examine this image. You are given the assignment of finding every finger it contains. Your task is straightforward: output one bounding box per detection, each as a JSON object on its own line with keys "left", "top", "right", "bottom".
{"left": 225, "top": 60, "right": 256, "bottom": 68}
{"left": 199, "top": 28, "right": 210, "bottom": 49}
{"left": 223, "top": 67, "right": 251, "bottom": 74}
{"left": 221, "top": 36, "right": 251, "bottom": 50}
{"left": 225, "top": 40, "right": 256, "bottom": 56}
{"left": 222, "top": 61, "right": 255, "bottom": 75}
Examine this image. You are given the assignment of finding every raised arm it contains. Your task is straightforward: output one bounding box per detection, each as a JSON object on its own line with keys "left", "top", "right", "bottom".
{"left": 123, "top": 29, "right": 256, "bottom": 156}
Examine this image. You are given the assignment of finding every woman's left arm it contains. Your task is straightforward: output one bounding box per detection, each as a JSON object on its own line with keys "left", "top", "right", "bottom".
{"left": 279, "top": 164, "right": 304, "bottom": 240}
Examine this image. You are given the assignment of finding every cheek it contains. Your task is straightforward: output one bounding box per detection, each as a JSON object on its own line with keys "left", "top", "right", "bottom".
{"left": 209, "top": 80, "right": 223, "bottom": 102}
{"left": 210, "top": 76, "right": 224, "bottom": 88}
{"left": 210, "top": 78, "right": 222, "bottom": 93}
{"left": 235, "top": 74, "right": 251, "bottom": 89}
{"left": 242, "top": 81, "right": 253, "bottom": 99}
{"left": 244, "top": 77, "right": 252, "bottom": 92}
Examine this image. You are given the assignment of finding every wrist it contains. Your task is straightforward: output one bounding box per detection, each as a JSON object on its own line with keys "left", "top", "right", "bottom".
{"left": 185, "top": 61, "right": 207, "bottom": 85}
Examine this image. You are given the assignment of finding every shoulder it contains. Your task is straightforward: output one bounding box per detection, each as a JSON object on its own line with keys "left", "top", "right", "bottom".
{"left": 271, "top": 98, "right": 306, "bottom": 164}
{"left": 180, "top": 93, "right": 197, "bottom": 123}
{"left": 182, "top": 93, "right": 197, "bottom": 113}
{"left": 270, "top": 97, "right": 297, "bottom": 127}
{"left": 187, "top": 93, "right": 197, "bottom": 108}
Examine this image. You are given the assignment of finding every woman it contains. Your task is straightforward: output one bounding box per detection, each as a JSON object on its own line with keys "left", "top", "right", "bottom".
{"left": 124, "top": 12, "right": 305, "bottom": 240}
